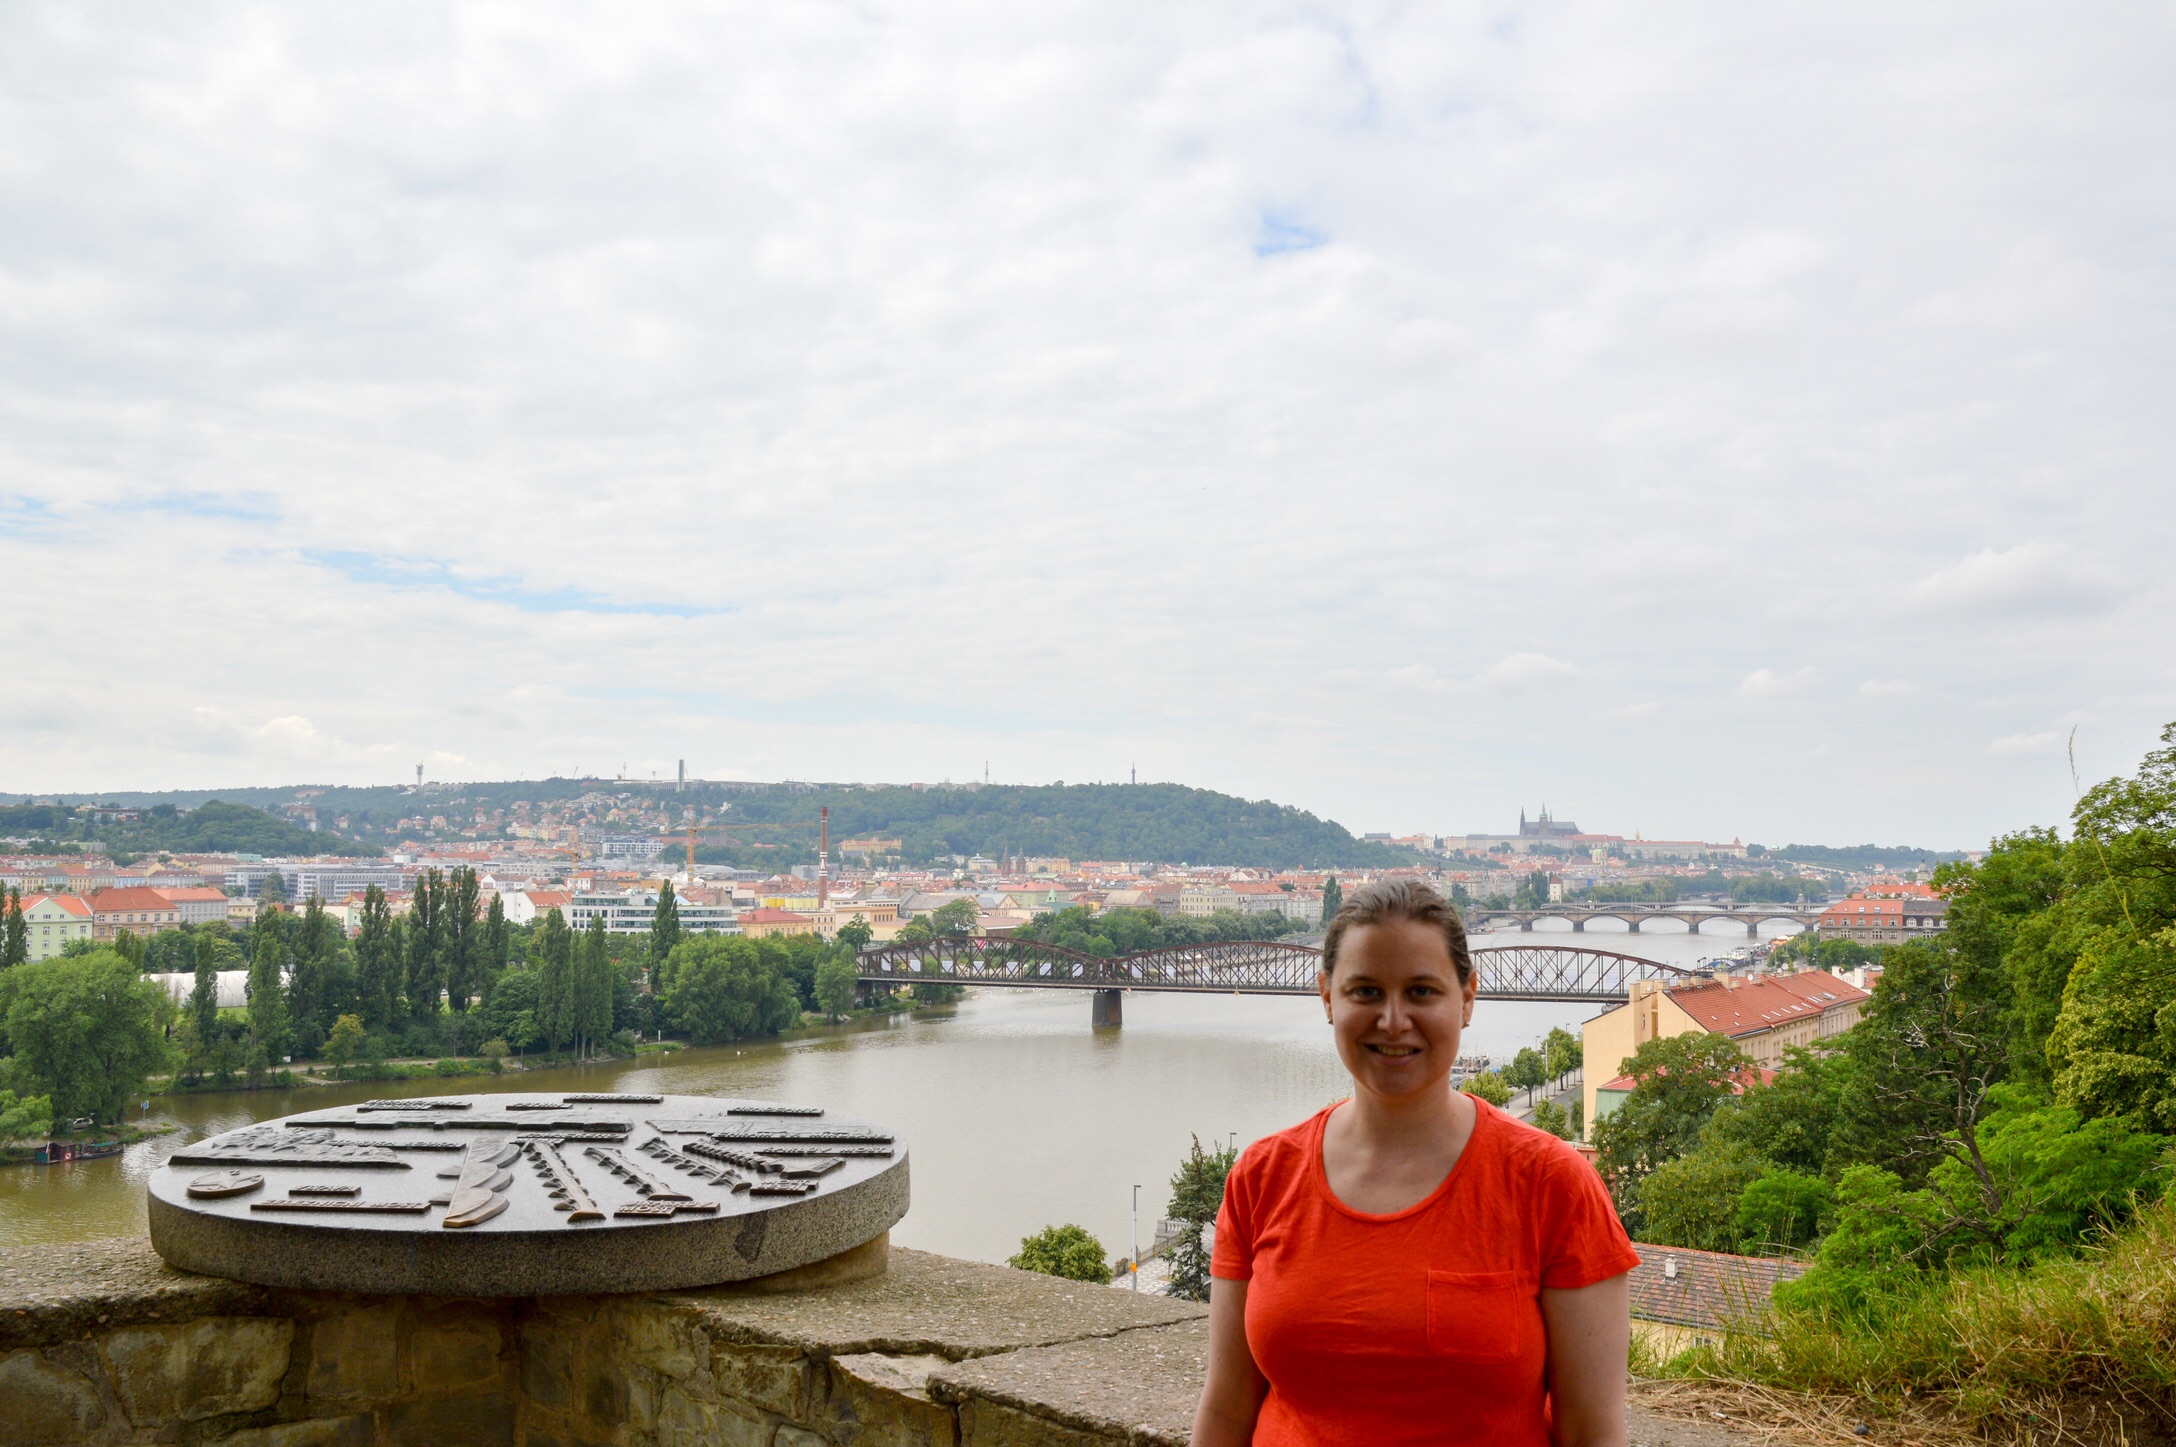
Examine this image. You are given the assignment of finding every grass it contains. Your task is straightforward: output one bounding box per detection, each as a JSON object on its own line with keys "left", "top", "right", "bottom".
{"left": 1650, "top": 1201, "right": 2176, "bottom": 1444}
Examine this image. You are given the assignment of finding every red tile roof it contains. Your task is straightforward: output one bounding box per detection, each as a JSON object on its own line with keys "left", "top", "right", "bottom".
{"left": 1627, "top": 1244, "right": 1807, "bottom": 1330}
{"left": 1665, "top": 971, "right": 1866, "bottom": 1038}
{"left": 152, "top": 887, "right": 229, "bottom": 904}
{"left": 87, "top": 887, "right": 183, "bottom": 913}
{"left": 21, "top": 893, "right": 92, "bottom": 917}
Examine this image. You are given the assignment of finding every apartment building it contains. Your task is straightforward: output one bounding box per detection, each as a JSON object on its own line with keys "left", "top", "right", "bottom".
{"left": 1583, "top": 970, "right": 1870, "bottom": 1135}
{"left": 19, "top": 894, "right": 93, "bottom": 960}
{"left": 1818, "top": 886, "right": 1947, "bottom": 943}
{"left": 87, "top": 886, "right": 181, "bottom": 941}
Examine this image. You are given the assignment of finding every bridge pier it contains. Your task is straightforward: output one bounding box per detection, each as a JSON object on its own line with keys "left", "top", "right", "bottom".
{"left": 1747, "top": 920, "right": 1761, "bottom": 938}
{"left": 1571, "top": 919, "right": 1585, "bottom": 932}
{"left": 1519, "top": 919, "right": 1533, "bottom": 932}
{"left": 1626, "top": 919, "right": 1641, "bottom": 932}
{"left": 1092, "top": 989, "right": 1123, "bottom": 1029}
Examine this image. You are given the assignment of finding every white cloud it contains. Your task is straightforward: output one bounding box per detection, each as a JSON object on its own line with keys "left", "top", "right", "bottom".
{"left": 1598, "top": 702, "right": 1662, "bottom": 721}
{"left": 1904, "top": 546, "right": 2128, "bottom": 620}
{"left": 1859, "top": 680, "right": 1916, "bottom": 698}
{"left": 1988, "top": 731, "right": 2067, "bottom": 756}
{"left": 1739, "top": 668, "right": 1817, "bottom": 699}
{"left": 1479, "top": 654, "right": 1579, "bottom": 693}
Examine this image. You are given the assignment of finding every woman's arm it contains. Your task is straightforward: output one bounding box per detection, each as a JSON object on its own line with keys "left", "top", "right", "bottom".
{"left": 1190, "top": 1277, "right": 1267, "bottom": 1447}
{"left": 1540, "top": 1272, "right": 1630, "bottom": 1447}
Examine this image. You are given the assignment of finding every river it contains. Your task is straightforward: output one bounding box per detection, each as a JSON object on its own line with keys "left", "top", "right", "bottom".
{"left": 0, "top": 925, "right": 1766, "bottom": 1264}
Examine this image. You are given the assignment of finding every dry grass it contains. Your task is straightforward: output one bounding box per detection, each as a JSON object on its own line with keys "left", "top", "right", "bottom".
{"left": 1642, "top": 1201, "right": 2176, "bottom": 1446}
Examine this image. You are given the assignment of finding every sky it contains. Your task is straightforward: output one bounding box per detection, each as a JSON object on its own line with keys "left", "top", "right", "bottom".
{"left": 2, "top": 3, "right": 2172, "bottom": 849}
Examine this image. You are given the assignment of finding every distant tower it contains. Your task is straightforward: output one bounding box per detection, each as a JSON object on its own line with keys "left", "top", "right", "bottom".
{"left": 1131, "top": 764, "right": 1136, "bottom": 785}
{"left": 817, "top": 806, "right": 830, "bottom": 909}
{"left": 677, "top": 759, "right": 685, "bottom": 793}
{"left": 416, "top": 763, "right": 424, "bottom": 788}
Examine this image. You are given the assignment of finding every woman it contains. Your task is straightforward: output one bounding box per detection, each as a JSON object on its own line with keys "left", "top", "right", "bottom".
{"left": 1191, "top": 879, "right": 1637, "bottom": 1447}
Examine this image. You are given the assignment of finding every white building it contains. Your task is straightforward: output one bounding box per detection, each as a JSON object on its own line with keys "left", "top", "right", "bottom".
{"left": 565, "top": 890, "right": 739, "bottom": 936}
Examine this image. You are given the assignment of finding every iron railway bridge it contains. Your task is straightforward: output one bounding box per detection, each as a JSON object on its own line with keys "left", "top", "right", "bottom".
{"left": 854, "top": 937, "right": 1700, "bottom": 1027}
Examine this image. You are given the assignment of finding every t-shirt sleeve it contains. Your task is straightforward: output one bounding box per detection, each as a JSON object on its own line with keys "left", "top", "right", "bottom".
{"left": 1211, "top": 1144, "right": 1261, "bottom": 1281}
{"left": 1537, "top": 1147, "right": 1641, "bottom": 1291}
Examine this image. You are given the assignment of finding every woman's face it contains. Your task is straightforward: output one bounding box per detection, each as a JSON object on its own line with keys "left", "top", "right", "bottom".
{"left": 1320, "top": 917, "right": 1477, "bottom": 1102}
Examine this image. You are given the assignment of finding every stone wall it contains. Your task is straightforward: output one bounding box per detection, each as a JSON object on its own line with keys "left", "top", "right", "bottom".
{"left": 1, "top": 1238, "right": 1751, "bottom": 1447}
{"left": 0, "top": 1237, "right": 1207, "bottom": 1447}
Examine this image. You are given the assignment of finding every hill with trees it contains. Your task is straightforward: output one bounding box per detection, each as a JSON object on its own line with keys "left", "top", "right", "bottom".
{"left": 0, "top": 800, "right": 372, "bottom": 859}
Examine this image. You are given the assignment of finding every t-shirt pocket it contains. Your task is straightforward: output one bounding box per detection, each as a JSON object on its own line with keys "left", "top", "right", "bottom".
{"left": 1424, "top": 1269, "right": 1527, "bottom": 1364}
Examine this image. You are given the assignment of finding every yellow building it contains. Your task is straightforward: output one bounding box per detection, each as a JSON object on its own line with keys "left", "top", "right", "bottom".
{"left": 1582, "top": 970, "right": 1869, "bottom": 1137}
{"left": 738, "top": 908, "right": 820, "bottom": 939}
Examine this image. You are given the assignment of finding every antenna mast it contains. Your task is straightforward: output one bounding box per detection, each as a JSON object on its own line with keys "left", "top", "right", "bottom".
{"left": 817, "top": 806, "right": 830, "bottom": 909}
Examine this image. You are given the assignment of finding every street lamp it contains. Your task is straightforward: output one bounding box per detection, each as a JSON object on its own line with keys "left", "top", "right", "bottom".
{"left": 1131, "top": 1184, "right": 1141, "bottom": 1293}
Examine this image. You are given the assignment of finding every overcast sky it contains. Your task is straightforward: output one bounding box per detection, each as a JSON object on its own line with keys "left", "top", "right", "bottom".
{"left": 3, "top": 4, "right": 2171, "bottom": 849}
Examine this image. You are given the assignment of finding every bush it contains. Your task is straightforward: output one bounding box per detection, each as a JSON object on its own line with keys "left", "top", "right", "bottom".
{"left": 1461, "top": 1071, "right": 1512, "bottom": 1106}
{"left": 1009, "top": 1224, "right": 1112, "bottom": 1284}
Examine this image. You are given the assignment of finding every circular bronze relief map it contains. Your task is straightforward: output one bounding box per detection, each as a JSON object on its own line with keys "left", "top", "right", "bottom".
{"left": 146, "top": 1093, "right": 908, "bottom": 1295}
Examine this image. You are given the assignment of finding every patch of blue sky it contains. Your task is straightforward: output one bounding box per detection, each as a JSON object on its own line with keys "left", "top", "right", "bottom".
{"left": 303, "top": 549, "right": 728, "bottom": 618}
{"left": 1254, "top": 210, "right": 1329, "bottom": 257}
{"left": 136, "top": 490, "right": 281, "bottom": 523}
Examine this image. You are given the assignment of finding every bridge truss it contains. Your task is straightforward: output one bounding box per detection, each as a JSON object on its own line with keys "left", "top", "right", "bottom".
{"left": 853, "top": 937, "right": 1699, "bottom": 1005}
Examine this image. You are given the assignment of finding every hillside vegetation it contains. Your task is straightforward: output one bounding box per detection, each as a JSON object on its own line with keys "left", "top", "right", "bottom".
{"left": 0, "top": 800, "right": 369, "bottom": 859}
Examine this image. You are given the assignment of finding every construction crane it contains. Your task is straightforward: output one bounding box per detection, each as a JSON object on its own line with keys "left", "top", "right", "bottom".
{"left": 680, "top": 807, "right": 832, "bottom": 905}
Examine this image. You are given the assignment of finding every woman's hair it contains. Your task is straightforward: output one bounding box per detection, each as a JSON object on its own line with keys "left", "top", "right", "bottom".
{"left": 1321, "top": 879, "right": 1472, "bottom": 983}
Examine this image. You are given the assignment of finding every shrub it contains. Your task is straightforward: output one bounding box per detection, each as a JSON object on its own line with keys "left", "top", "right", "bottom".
{"left": 1009, "top": 1224, "right": 1112, "bottom": 1284}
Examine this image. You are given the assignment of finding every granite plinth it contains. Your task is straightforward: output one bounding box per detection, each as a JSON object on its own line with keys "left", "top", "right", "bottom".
{"left": 147, "top": 1093, "right": 908, "bottom": 1296}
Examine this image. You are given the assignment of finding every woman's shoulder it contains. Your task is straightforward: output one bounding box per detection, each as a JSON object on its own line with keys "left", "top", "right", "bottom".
{"left": 1230, "top": 1104, "right": 1336, "bottom": 1185}
{"left": 1473, "top": 1099, "right": 1601, "bottom": 1189}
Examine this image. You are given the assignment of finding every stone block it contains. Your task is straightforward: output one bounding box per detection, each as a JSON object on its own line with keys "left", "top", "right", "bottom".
{"left": 958, "top": 1401, "right": 1118, "bottom": 1447}
{"left": 623, "top": 1303, "right": 709, "bottom": 1380}
{"left": 658, "top": 1388, "right": 774, "bottom": 1447}
{"left": 827, "top": 1353, "right": 956, "bottom": 1447}
{"left": 576, "top": 1349, "right": 630, "bottom": 1429}
{"left": 775, "top": 1428, "right": 830, "bottom": 1447}
{"left": 525, "top": 1432, "right": 616, "bottom": 1447}
{"left": 100, "top": 1315, "right": 294, "bottom": 1425}
{"left": 219, "top": 1415, "right": 374, "bottom": 1447}
{"left": 712, "top": 1341, "right": 810, "bottom": 1418}
{"left": 0, "top": 1349, "right": 105, "bottom": 1446}
{"left": 934, "top": 1320, "right": 1200, "bottom": 1446}
{"left": 520, "top": 1320, "right": 578, "bottom": 1412}
{"left": 411, "top": 1318, "right": 504, "bottom": 1394}
{"left": 306, "top": 1306, "right": 401, "bottom": 1403}
{"left": 384, "top": 1392, "right": 516, "bottom": 1447}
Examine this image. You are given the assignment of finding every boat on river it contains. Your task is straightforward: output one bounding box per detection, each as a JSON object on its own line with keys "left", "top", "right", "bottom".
{"left": 33, "top": 1139, "right": 123, "bottom": 1164}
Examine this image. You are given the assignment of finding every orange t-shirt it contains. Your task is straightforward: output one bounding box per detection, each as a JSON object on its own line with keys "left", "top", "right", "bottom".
{"left": 1212, "top": 1098, "right": 1638, "bottom": 1447}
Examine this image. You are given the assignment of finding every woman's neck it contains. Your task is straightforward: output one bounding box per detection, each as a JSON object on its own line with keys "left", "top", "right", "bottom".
{"left": 1343, "top": 1078, "right": 1470, "bottom": 1144}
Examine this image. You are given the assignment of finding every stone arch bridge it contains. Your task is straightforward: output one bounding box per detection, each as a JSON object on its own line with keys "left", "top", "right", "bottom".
{"left": 854, "top": 936, "right": 1700, "bottom": 1027}
{"left": 1463, "top": 904, "right": 1822, "bottom": 936}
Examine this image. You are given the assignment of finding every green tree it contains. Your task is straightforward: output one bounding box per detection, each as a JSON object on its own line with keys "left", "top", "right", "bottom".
{"left": 1164, "top": 1134, "right": 1239, "bottom": 1301}
{"left": 534, "top": 908, "right": 573, "bottom": 1051}
{"left": 0, "top": 1088, "right": 55, "bottom": 1143}
{"left": 284, "top": 896, "right": 338, "bottom": 1057}
{"left": 648, "top": 881, "right": 682, "bottom": 991}
{"left": 2, "top": 950, "right": 173, "bottom": 1122}
{"left": 1592, "top": 1032, "right": 1751, "bottom": 1231}
{"left": 1320, "top": 875, "right": 1342, "bottom": 926}
{"left": 1529, "top": 1098, "right": 1575, "bottom": 1139}
{"left": 443, "top": 867, "right": 482, "bottom": 1012}
{"left": 189, "top": 932, "right": 220, "bottom": 1044}
{"left": 324, "top": 1013, "right": 367, "bottom": 1079}
{"left": 1735, "top": 1168, "right": 1833, "bottom": 1255}
{"left": 1543, "top": 1026, "right": 1582, "bottom": 1080}
{"left": 1506, "top": 1046, "right": 1549, "bottom": 1093}
{"left": 1637, "top": 1140, "right": 1768, "bottom": 1252}
{"left": 836, "top": 917, "right": 874, "bottom": 953}
{"left": 3, "top": 888, "right": 28, "bottom": 968}
{"left": 575, "top": 915, "right": 614, "bottom": 1057}
{"left": 482, "top": 892, "right": 509, "bottom": 999}
{"left": 257, "top": 870, "right": 287, "bottom": 907}
{"left": 663, "top": 937, "right": 800, "bottom": 1045}
{"left": 1461, "top": 1071, "right": 1513, "bottom": 1107}
{"left": 406, "top": 870, "right": 445, "bottom": 1026}
{"left": 245, "top": 917, "right": 289, "bottom": 1069}
{"left": 354, "top": 885, "right": 401, "bottom": 1030}
{"left": 1009, "top": 1224, "right": 1111, "bottom": 1284}
{"left": 477, "top": 966, "right": 543, "bottom": 1053}
{"left": 929, "top": 898, "right": 978, "bottom": 937}
{"left": 815, "top": 953, "right": 858, "bottom": 1020}
{"left": 111, "top": 929, "right": 144, "bottom": 968}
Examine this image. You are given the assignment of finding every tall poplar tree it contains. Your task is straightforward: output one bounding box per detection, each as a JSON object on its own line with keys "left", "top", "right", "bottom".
{"left": 286, "top": 897, "right": 335, "bottom": 1055}
{"left": 406, "top": 870, "right": 445, "bottom": 1027}
{"left": 1320, "top": 875, "right": 1343, "bottom": 926}
{"left": 443, "top": 867, "right": 482, "bottom": 1012}
{"left": 482, "top": 893, "right": 509, "bottom": 1000}
{"left": 534, "top": 907, "right": 573, "bottom": 1052}
{"left": 354, "top": 885, "right": 401, "bottom": 1029}
{"left": 577, "top": 914, "right": 614, "bottom": 1057}
{"left": 648, "top": 881, "right": 681, "bottom": 992}
{"left": 2, "top": 888, "right": 26, "bottom": 968}
{"left": 190, "top": 931, "right": 220, "bottom": 1042}
{"left": 246, "top": 916, "right": 289, "bottom": 1071}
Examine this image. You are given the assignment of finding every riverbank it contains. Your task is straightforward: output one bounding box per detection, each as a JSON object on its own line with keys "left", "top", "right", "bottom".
{"left": 0, "top": 1120, "right": 177, "bottom": 1167}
